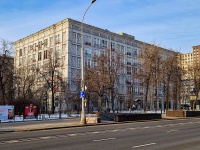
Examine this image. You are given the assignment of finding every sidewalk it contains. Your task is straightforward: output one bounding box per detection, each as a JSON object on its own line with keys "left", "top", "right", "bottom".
{"left": 0, "top": 117, "right": 115, "bottom": 132}
{"left": 0, "top": 113, "right": 181, "bottom": 133}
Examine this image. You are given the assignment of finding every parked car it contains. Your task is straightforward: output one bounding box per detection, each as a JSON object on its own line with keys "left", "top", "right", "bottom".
{"left": 181, "top": 104, "right": 190, "bottom": 110}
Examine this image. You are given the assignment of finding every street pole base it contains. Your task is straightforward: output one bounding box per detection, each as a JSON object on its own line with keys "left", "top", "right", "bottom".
{"left": 80, "top": 117, "right": 86, "bottom": 125}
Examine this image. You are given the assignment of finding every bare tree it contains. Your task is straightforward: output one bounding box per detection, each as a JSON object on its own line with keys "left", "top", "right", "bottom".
{"left": 35, "top": 48, "right": 63, "bottom": 114}
{"left": 0, "top": 38, "right": 14, "bottom": 105}
{"left": 14, "top": 65, "right": 42, "bottom": 115}
{"left": 187, "top": 60, "right": 200, "bottom": 110}
{"left": 137, "top": 44, "right": 162, "bottom": 112}
{"left": 85, "top": 46, "right": 124, "bottom": 112}
{"left": 85, "top": 54, "right": 108, "bottom": 112}
{"left": 162, "top": 51, "right": 180, "bottom": 110}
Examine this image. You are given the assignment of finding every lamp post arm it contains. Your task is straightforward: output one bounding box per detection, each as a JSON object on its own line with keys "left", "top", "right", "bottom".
{"left": 81, "top": 2, "right": 94, "bottom": 84}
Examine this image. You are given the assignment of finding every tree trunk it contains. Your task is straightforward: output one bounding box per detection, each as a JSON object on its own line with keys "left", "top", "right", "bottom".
{"left": 144, "top": 78, "right": 150, "bottom": 112}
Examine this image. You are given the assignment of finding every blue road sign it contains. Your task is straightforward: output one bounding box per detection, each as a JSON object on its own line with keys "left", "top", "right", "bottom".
{"left": 80, "top": 91, "right": 85, "bottom": 98}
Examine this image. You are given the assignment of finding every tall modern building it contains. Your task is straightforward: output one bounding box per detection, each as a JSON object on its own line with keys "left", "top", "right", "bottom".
{"left": 14, "top": 18, "right": 171, "bottom": 112}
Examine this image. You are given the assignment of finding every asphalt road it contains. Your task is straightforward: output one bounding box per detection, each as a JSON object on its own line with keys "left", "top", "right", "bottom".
{"left": 1, "top": 118, "right": 200, "bottom": 150}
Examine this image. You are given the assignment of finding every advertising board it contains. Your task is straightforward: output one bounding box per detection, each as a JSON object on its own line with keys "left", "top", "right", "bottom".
{"left": 0, "top": 105, "right": 14, "bottom": 121}
{"left": 24, "top": 105, "right": 37, "bottom": 118}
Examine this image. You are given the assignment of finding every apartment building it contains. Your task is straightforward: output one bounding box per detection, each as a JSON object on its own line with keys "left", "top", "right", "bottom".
{"left": 178, "top": 45, "right": 200, "bottom": 106}
{"left": 178, "top": 53, "right": 193, "bottom": 104}
{"left": 14, "top": 18, "right": 171, "bottom": 111}
{"left": 193, "top": 45, "right": 200, "bottom": 64}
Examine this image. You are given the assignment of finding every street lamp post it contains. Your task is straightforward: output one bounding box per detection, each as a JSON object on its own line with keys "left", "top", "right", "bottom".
{"left": 80, "top": 0, "right": 96, "bottom": 125}
{"left": 116, "top": 95, "right": 119, "bottom": 113}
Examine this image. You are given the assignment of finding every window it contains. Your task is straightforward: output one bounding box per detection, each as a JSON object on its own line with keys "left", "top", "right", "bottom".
{"left": 55, "top": 58, "right": 60, "bottom": 66}
{"left": 32, "top": 54, "right": 36, "bottom": 62}
{"left": 44, "top": 50, "right": 48, "bottom": 60}
{"left": 101, "top": 40, "right": 107, "bottom": 48}
{"left": 85, "top": 58, "right": 91, "bottom": 68}
{"left": 127, "top": 66, "right": 131, "bottom": 75}
{"left": 127, "top": 62, "right": 131, "bottom": 65}
{"left": 28, "top": 46, "right": 31, "bottom": 54}
{"left": 84, "top": 35, "right": 91, "bottom": 46}
{"left": 77, "top": 33, "right": 81, "bottom": 44}
{"left": 127, "top": 52, "right": 131, "bottom": 56}
{"left": 38, "top": 52, "right": 42, "bottom": 61}
{"left": 77, "top": 57, "right": 81, "bottom": 68}
{"left": 19, "top": 58, "right": 22, "bottom": 65}
{"left": 132, "top": 50, "right": 136, "bottom": 56}
{"left": 34, "top": 43, "right": 38, "bottom": 51}
{"left": 55, "top": 34, "right": 60, "bottom": 43}
{"left": 30, "top": 45, "right": 34, "bottom": 52}
{"left": 111, "top": 42, "right": 115, "bottom": 51}
{"left": 62, "top": 56, "right": 65, "bottom": 65}
{"left": 62, "top": 32, "right": 66, "bottom": 42}
{"left": 72, "top": 32, "right": 76, "bottom": 43}
{"left": 38, "top": 41, "right": 42, "bottom": 50}
{"left": 19, "top": 49, "right": 22, "bottom": 56}
{"left": 77, "top": 45, "right": 81, "bottom": 56}
{"left": 50, "top": 37, "right": 53, "bottom": 47}
{"left": 85, "top": 48, "right": 91, "bottom": 57}
{"left": 37, "top": 62, "right": 41, "bottom": 68}
{"left": 23, "top": 47, "right": 26, "bottom": 56}
{"left": 28, "top": 55, "right": 31, "bottom": 63}
{"left": 62, "top": 44, "right": 66, "bottom": 54}
{"left": 44, "top": 39, "right": 48, "bottom": 47}
{"left": 121, "top": 45, "right": 124, "bottom": 53}
{"left": 56, "top": 46, "right": 60, "bottom": 54}
{"left": 93, "top": 38, "right": 100, "bottom": 47}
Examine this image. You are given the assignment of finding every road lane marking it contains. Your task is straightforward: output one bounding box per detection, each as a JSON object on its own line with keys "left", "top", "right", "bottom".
{"left": 178, "top": 123, "right": 187, "bottom": 125}
{"left": 4, "top": 140, "right": 19, "bottom": 143}
{"left": 39, "top": 136, "right": 53, "bottom": 139}
{"left": 128, "top": 128, "right": 136, "bottom": 130}
{"left": 166, "top": 130, "right": 179, "bottom": 133}
{"left": 93, "top": 137, "right": 116, "bottom": 142}
{"left": 144, "top": 126, "right": 150, "bottom": 129}
{"left": 67, "top": 133, "right": 77, "bottom": 136}
{"left": 132, "top": 143, "right": 156, "bottom": 148}
{"left": 92, "top": 131, "right": 100, "bottom": 134}
{"left": 27, "top": 138, "right": 40, "bottom": 141}
{"left": 19, "top": 139, "right": 32, "bottom": 142}
{"left": 56, "top": 135, "right": 68, "bottom": 138}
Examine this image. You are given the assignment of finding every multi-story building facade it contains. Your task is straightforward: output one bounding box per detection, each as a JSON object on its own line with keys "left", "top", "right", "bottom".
{"left": 14, "top": 18, "right": 171, "bottom": 112}
{"left": 193, "top": 45, "right": 200, "bottom": 65}
{"left": 179, "top": 45, "right": 200, "bottom": 107}
{"left": 178, "top": 53, "right": 193, "bottom": 105}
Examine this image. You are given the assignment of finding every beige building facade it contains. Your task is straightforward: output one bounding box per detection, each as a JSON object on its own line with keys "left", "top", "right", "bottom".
{"left": 14, "top": 18, "right": 171, "bottom": 111}
{"left": 179, "top": 45, "right": 200, "bottom": 106}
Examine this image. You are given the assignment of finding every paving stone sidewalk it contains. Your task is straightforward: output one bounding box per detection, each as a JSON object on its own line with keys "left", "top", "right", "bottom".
{"left": 0, "top": 117, "right": 115, "bottom": 132}
{"left": 0, "top": 114, "right": 179, "bottom": 132}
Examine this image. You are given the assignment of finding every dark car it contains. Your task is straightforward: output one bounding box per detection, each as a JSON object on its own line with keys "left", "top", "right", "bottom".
{"left": 181, "top": 104, "right": 190, "bottom": 110}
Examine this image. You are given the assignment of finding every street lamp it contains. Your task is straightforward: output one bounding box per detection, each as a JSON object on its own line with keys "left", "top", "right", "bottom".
{"left": 80, "top": 0, "right": 96, "bottom": 125}
{"left": 116, "top": 95, "right": 119, "bottom": 113}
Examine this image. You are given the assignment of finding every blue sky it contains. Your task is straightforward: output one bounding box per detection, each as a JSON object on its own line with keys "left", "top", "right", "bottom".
{"left": 0, "top": 0, "right": 199, "bottom": 54}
